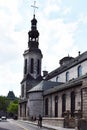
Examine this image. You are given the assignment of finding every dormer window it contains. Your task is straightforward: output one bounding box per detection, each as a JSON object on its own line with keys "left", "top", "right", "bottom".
{"left": 66, "top": 71, "right": 69, "bottom": 82}
{"left": 78, "top": 65, "right": 82, "bottom": 77}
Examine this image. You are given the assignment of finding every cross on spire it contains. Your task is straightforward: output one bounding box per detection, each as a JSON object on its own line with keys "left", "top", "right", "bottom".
{"left": 31, "top": 1, "right": 38, "bottom": 15}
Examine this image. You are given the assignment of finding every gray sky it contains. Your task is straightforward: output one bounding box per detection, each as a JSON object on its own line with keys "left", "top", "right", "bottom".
{"left": 0, "top": 0, "right": 87, "bottom": 97}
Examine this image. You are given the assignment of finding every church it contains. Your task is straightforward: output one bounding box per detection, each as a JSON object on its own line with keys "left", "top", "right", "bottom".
{"left": 18, "top": 12, "right": 87, "bottom": 123}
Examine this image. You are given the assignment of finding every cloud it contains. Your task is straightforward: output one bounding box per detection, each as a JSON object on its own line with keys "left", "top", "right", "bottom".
{"left": 0, "top": 0, "right": 87, "bottom": 96}
{"left": 38, "top": 10, "right": 79, "bottom": 71}
{"left": 78, "top": 13, "right": 87, "bottom": 24}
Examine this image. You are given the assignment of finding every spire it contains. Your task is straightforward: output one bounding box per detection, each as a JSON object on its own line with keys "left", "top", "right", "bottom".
{"left": 28, "top": 1, "right": 39, "bottom": 49}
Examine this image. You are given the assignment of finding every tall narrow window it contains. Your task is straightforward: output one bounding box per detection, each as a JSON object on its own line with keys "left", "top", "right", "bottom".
{"left": 20, "top": 104, "right": 22, "bottom": 117}
{"left": 78, "top": 65, "right": 82, "bottom": 77}
{"left": 24, "top": 59, "right": 27, "bottom": 74}
{"left": 45, "top": 98, "right": 48, "bottom": 116}
{"left": 71, "top": 91, "right": 75, "bottom": 117}
{"left": 30, "top": 58, "right": 34, "bottom": 73}
{"left": 55, "top": 96, "right": 58, "bottom": 117}
{"left": 66, "top": 72, "right": 69, "bottom": 82}
{"left": 37, "top": 59, "right": 40, "bottom": 74}
{"left": 62, "top": 94, "right": 66, "bottom": 116}
{"left": 22, "top": 85, "right": 24, "bottom": 97}
{"left": 56, "top": 76, "right": 58, "bottom": 82}
{"left": 25, "top": 104, "right": 26, "bottom": 117}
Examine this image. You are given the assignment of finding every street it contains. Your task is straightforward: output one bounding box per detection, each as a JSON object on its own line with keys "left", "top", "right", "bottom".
{"left": 0, "top": 119, "right": 52, "bottom": 130}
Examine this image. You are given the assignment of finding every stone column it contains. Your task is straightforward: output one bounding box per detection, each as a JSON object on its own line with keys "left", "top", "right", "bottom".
{"left": 66, "top": 92, "right": 71, "bottom": 111}
{"left": 75, "top": 89, "right": 81, "bottom": 111}
{"left": 49, "top": 95, "right": 52, "bottom": 117}
{"left": 82, "top": 87, "right": 87, "bottom": 119}
{"left": 52, "top": 95, "right": 55, "bottom": 117}
{"left": 58, "top": 94, "right": 62, "bottom": 117}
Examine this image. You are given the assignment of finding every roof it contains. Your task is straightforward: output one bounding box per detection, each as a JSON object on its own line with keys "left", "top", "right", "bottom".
{"left": 44, "top": 74, "right": 87, "bottom": 96}
{"left": 46, "top": 51, "right": 87, "bottom": 80}
{"left": 28, "top": 80, "right": 64, "bottom": 93}
{"left": 19, "top": 98, "right": 27, "bottom": 104}
{"left": 21, "top": 74, "right": 43, "bottom": 84}
{"left": 7, "top": 91, "right": 15, "bottom": 100}
{"left": 59, "top": 56, "right": 74, "bottom": 66}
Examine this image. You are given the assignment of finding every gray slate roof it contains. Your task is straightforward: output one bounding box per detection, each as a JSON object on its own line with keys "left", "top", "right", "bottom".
{"left": 44, "top": 74, "right": 87, "bottom": 95}
{"left": 28, "top": 80, "right": 63, "bottom": 93}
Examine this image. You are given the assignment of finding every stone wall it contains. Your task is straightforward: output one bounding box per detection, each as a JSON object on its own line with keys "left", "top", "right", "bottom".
{"left": 42, "top": 117, "right": 64, "bottom": 127}
{"left": 44, "top": 86, "right": 82, "bottom": 118}
{"left": 49, "top": 60, "right": 87, "bottom": 83}
{"left": 28, "top": 91, "right": 43, "bottom": 118}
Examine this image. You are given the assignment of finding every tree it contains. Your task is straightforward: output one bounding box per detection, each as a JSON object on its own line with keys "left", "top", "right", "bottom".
{"left": 0, "top": 96, "right": 10, "bottom": 112}
{"left": 7, "top": 100, "right": 18, "bottom": 116}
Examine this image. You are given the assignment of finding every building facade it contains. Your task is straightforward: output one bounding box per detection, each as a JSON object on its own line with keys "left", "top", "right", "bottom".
{"left": 19, "top": 14, "right": 87, "bottom": 120}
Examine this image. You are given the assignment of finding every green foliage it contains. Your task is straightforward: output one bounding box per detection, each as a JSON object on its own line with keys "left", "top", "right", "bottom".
{"left": 7, "top": 99, "right": 18, "bottom": 114}
{"left": 0, "top": 96, "right": 10, "bottom": 112}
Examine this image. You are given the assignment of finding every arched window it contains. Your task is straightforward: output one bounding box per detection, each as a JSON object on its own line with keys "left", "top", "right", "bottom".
{"left": 30, "top": 58, "right": 34, "bottom": 73}
{"left": 37, "top": 59, "right": 40, "bottom": 74}
{"left": 66, "top": 71, "right": 69, "bottom": 81}
{"left": 22, "top": 85, "right": 24, "bottom": 97}
{"left": 55, "top": 96, "right": 58, "bottom": 117}
{"left": 45, "top": 98, "right": 48, "bottom": 115}
{"left": 78, "top": 65, "right": 82, "bottom": 77}
{"left": 56, "top": 76, "right": 58, "bottom": 82}
{"left": 71, "top": 91, "right": 75, "bottom": 117}
{"left": 20, "top": 104, "right": 22, "bottom": 117}
{"left": 24, "top": 59, "right": 27, "bottom": 74}
{"left": 62, "top": 94, "right": 66, "bottom": 116}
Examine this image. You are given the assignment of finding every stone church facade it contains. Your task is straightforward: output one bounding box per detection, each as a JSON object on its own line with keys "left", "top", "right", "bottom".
{"left": 18, "top": 14, "right": 87, "bottom": 121}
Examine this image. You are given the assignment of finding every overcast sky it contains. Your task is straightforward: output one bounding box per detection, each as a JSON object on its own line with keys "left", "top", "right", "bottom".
{"left": 0, "top": 0, "right": 87, "bottom": 97}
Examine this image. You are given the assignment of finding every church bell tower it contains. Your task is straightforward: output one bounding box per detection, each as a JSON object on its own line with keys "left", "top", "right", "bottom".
{"left": 19, "top": 2, "right": 43, "bottom": 119}
{"left": 23, "top": 14, "right": 43, "bottom": 80}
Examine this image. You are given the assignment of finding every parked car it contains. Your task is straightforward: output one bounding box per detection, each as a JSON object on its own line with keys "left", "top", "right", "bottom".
{"left": 1, "top": 116, "right": 7, "bottom": 120}
{"left": 0, "top": 118, "right": 1, "bottom": 121}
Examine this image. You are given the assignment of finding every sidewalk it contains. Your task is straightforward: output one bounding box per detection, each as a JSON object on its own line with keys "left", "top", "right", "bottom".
{"left": 22, "top": 120, "right": 75, "bottom": 130}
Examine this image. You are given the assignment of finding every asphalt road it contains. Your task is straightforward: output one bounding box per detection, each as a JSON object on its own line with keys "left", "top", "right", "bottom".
{"left": 0, "top": 119, "right": 52, "bottom": 130}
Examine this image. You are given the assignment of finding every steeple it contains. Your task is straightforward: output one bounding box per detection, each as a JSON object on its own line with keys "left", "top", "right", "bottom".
{"left": 28, "top": 14, "right": 39, "bottom": 49}
{"left": 22, "top": 2, "right": 43, "bottom": 80}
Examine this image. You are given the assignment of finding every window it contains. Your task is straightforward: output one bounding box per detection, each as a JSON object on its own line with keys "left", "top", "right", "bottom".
{"left": 71, "top": 91, "right": 75, "bottom": 117}
{"left": 25, "top": 104, "right": 26, "bottom": 117}
{"left": 24, "top": 59, "right": 27, "bottom": 74}
{"left": 78, "top": 65, "right": 82, "bottom": 77}
{"left": 37, "top": 59, "right": 40, "bottom": 74}
{"left": 45, "top": 98, "right": 48, "bottom": 115}
{"left": 55, "top": 96, "right": 58, "bottom": 117}
{"left": 30, "top": 58, "right": 34, "bottom": 73}
{"left": 66, "top": 71, "right": 69, "bottom": 81}
{"left": 62, "top": 94, "right": 66, "bottom": 116}
{"left": 22, "top": 85, "right": 24, "bottom": 97}
{"left": 56, "top": 76, "right": 58, "bottom": 82}
{"left": 20, "top": 104, "right": 22, "bottom": 117}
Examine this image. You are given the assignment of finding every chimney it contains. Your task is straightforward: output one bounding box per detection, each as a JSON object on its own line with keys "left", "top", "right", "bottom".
{"left": 43, "top": 70, "right": 48, "bottom": 77}
{"left": 78, "top": 51, "right": 81, "bottom": 56}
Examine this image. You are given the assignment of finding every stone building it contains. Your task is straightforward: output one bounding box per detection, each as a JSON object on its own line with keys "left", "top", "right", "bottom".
{"left": 7, "top": 91, "right": 16, "bottom": 101}
{"left": 18, "top": 14, "right": 87, "bottom": 121}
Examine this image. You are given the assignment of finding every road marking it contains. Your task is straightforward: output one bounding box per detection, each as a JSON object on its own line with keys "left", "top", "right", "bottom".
{"left": 9, "top": 120, "right": 28, "bottom": 130}
{"left": 14, "top": 123, "right": 28, "bottom": 130}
